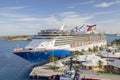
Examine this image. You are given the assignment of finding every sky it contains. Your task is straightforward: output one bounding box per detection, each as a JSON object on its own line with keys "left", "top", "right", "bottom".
{"left": 0, "top": 0, "right": 120, "bottom": 35}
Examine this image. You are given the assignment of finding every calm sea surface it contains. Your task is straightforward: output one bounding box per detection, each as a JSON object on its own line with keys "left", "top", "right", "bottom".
{"left": 0, "top": 35, "right": 120, "bottom": 80}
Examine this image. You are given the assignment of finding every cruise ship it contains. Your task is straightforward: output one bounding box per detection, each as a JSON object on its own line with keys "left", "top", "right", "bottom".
{"left": 13, "top": 24, "right": 107, "bottom": 63}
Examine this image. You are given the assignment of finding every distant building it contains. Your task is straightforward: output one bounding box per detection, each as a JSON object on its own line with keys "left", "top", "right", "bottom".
{"left": 100, "top": 50, "right": 120, "bottom": 59}
{"left": 76, "top": 53, "right": 101, "bottom": 62}
{"left": 82, "top": 58, "right": 107, "bottom": 71}
{"left": 109, "top": 59, "right": 120, "bottom": 73}
{"left": 77, "top": 53, "right": 107, "bottom": 71}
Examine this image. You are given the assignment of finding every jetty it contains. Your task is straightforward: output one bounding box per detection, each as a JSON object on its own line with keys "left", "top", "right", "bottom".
{"left": 29, "top": 54, "right": 120, "bottom": 80}
{"left": 29, "top": 63, "right": 62, "bottom": 79}
{"left": 29, "top": 57, "right": 71, "bottom": 79}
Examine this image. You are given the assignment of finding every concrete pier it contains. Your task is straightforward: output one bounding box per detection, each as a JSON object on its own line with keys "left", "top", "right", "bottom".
{"left": 29, "top": 57, "right": 71, "bottom": 79}
{"left": 29, "top": 64, "right": 62, "bottom": 79}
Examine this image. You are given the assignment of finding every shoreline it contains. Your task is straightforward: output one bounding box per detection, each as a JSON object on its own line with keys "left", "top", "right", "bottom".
{"left": 0, "top": 35, "right": 31, "bottom": 41}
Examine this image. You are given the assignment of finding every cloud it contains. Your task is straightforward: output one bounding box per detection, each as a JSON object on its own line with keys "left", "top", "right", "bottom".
{"left": 59, "top": 12, "right": 79, "bottom": 18}
{"left": 68, "top": 1, "right": 94, "bottom": 8}
{"left": 94, "top": 11, "right": 114, "bottom": 15}
{"left": 15, "top": 11, "right": 93, "bottom": 26}
{"left": 96, "top": 2, "right": 112, "bottom": 7}
{"left": 0, "top": 6, "right": 26, "bottom": 12}
{"left": 18, "top": 17, "right": 41, "bottom": 21}
{"left": 78, "top": 1, "right": 95, "bottom": 5}
{"left": 0, "top": 6, "right": 27, "bottom": 18}
{"left": 0, "top": 10, "right": 119, "bottom": 35}
{"left": 5, "top": 6, "right": 26, "bottom": 10}
{"left": 0, "top": 19, "right": 8, "bottom": 23}
{"left": 0, "top": 11, "right": 93, "bottom": 35}
{"left": 96, "top": 18, "right": 120, "bottom": 24}
{"left": 98, "top": 20, "right": 120, "bottom": 34}
{"left": 18, "top": 12, "right": 93, "bottom": 29}
{"left": 0, "top": 12, "right": 25, "bottom": 18}
{"left": 95, "top": 0, "right": 120, "bottom": 7}
{"left": 0, "top": 6, "right": 92, "bottom": 30}
{"left": 50, "top": 12, "right": 93, "bottom": 28}
{"left": 96, "top": 20, "right": 117, "bottom": 24}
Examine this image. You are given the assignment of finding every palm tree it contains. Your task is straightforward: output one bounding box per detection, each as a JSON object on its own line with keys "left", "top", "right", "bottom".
{"left": 99, "top": 47, "right": 103, "bottom": 51}
{"left": 81, "top": 49, "right": 85, "bottom": 53}
{"left": 106, "top": 49, "right": 111, "bottom": 53}
{"left": 48, "top": 55, "right": 58, "bottom": 62}
{"left": 112, "top": 52, "right": 115, "bottom": 55}
{"left": 93, "top": 46, "right": 98, "bottom": 52}
{"left": 98, "top": 60, "right": 103, "bottom": 71}
{"left": 118, "top": 47, "right": 120, "bottom": 50}
{"left": 74, "top": 51, "right": 80, "bottom": 55}
{"left": 88, "top": 47, "right": 92, "bottom": 52}
{"left": 106, "top": 49, "right": 112, "bottom": 73}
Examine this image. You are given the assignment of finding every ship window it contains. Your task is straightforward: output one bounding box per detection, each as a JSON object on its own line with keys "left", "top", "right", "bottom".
{"left": 29, "top": 48, "right": 32, "bottom": 50}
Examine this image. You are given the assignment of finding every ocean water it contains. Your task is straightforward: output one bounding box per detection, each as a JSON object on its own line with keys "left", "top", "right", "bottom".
{"left": 0, "top": 39, "right": 33, "bottom": 80}
{"left": 0, "top": 35, "right": 120, "bottom": 80}
{"left": 106, "top": 34, "right": 120, "bottom": 43}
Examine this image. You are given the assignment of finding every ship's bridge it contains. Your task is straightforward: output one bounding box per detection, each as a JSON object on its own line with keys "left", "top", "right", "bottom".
{"left": 38, "top": 30, "right": 71, "bottom": 36}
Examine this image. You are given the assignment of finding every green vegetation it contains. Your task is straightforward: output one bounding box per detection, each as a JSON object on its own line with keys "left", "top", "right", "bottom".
{"left": 48, "top": 55, "right": 58, "bottom": 62}
{"left": 1, "top": 35, "right": 30, "bottom": 41}
{"left": 99, "top": 47, "right": 104, "bottom": 51}
{"left": 93, "top": 46, "right": 99, "bottom": 52}
{"left": 50, "top": 65, "right": 56, "bottom": 70}
{"left": 73, "top": 65, "right": 79, "bottom": 72}
{"left": 74, "top": 51, "right": 80, "bottom": 55}
{"left": 87, "top": 46, "right": 99, "bottom": 52}
{"left": 88, "top": 48, "right": 93, "bottom": 52}
{"left": 49, "top": 66, "right": 63, "bottom": 72}
{"left": 53, "top": 69, "right": 63, "bottom": 72}
{"left": 97, "top": 60, "right": 103, "bottom": 71}
{"left": 106, "top": 49, "right": 112, "bottom": 53}
{"left": 97, "top": 70, "right": 120, "bottom": 75}
{"left": 72, "top": 51, "right": 84, "bottom": 56}
{"left": 97, "top": 70, "right": 109, "bottom": 74}
{"left": 81, "top": 49, "right": 86, "bottom": 52}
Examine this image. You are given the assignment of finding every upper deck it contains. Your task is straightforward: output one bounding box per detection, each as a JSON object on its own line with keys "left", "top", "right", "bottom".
{"left": 32, "top": 25, "right": 104, "bottom": 39}
{"left": 38, "top": 30, "right": 72, "bottom": 36}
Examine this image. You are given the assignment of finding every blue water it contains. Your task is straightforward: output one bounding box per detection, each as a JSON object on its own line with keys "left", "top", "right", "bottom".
{"left": 0, "top": 39, "right": 33, "bottom": 80}
{"left": 106, "top": 34, "right": 120, "bottom": 43}
{"left": 0, "top": 35, "right": 120, "bottom": 80}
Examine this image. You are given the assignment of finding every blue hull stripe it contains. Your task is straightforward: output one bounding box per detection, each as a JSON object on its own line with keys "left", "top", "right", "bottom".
{"left": 13, "top": 49, "right": 71, "bottom": 63}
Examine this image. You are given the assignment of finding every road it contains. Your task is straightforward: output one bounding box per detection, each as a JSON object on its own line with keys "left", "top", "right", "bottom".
{"left": 79, "top": 69, "right": 120, "bottom": 80}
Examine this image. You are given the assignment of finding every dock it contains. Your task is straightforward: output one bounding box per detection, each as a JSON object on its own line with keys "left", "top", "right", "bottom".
{"left": 29, "top": 57, "right": 71, "bottom": 79}
{"left": 29, "top": 63, "right": 62, "bottom": 79}
{"left": 29, "top": 56, "right": 120, "bottom": 80}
